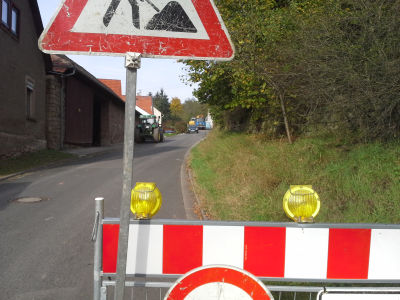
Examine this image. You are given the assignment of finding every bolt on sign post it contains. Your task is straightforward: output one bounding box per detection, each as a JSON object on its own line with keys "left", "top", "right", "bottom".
{"left": 39, "top": 1, "right": 234, "bottom": 300}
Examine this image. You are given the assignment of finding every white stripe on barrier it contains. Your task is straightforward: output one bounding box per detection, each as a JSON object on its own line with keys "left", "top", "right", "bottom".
{"left": 202, "top": 226, "right": 244, "bottom": 268}
{"left": 126, "top": 224, "right": 163, "bottom": 275}
{"left": 285, "top": 228, "right": 329, "bottom": 279}
{"left": 368, "top": 229, "right": 400, "bottom": 280}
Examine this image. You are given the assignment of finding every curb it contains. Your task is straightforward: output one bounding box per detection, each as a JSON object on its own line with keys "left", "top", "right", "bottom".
{"left": 180, "top": 136, "right": 208, "bottom": 220}
{"left": 0, "top": 156, "right": 77, "bottom": 182}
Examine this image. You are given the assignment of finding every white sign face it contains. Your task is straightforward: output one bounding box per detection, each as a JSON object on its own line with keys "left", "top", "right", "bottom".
{"left": 164, "top": 265, "right": 273, "bottom": 300}
{"left": 186, "top": 282, "right": 252, "bottom": 300}
{"left": 72, "top": 0, "right": 209, "bottom": 40}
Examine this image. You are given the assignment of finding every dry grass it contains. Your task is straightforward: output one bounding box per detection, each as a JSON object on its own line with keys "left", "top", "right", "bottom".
{"left": 189, "top": 129, "right": 400, "bottom": 223}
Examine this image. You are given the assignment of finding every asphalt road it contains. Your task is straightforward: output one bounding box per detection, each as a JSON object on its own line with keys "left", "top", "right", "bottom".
{"left": 0, "top": 131, "right": 206, "bottom": 300}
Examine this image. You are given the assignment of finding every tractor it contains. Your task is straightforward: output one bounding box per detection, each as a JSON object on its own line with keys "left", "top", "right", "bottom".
{"left": 135, "top": 115, "right": 164, "bottom": 143}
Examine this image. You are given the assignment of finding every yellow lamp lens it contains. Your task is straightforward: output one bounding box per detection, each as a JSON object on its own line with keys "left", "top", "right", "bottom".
{"left": 283, "top": 185, "right": 320, "bottom": 222}
{"left": 130, "top": 182, "right": 162, "bottom": 219}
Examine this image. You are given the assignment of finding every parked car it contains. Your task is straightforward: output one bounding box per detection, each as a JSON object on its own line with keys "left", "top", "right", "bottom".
{"left": 187, "top": 125, "right": 199, "bottom": 134}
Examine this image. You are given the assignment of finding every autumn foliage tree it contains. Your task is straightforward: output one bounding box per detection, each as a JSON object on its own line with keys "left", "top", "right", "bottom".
{"left": 184, "top": 0, "right": 400, "bottom": 142}
{"left": 170, "top": 97, "right": 183, "bottom": 121}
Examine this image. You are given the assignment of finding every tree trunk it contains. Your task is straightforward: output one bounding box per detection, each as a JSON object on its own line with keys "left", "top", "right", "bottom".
{"left": 279, "top": 93, "right": 292, "bottom": 144}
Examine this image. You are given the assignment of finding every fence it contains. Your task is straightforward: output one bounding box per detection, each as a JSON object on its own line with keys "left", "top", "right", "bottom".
{"left": 93, "top": 198, "right": 400, "bottom": 299}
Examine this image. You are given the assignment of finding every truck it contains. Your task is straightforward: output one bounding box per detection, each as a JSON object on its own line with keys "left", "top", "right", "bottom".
{"left": 135, "top": 115, "right": 164, "bottom": 143}
{"left": 195, "top": 115, "right": 206, "bottom": 130}
{"left": 188, "top": 118, "right": 196, "bottom": 126}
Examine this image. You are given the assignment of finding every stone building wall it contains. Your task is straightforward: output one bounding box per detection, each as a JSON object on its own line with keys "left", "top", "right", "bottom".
{"left": 46, "top": 75, "right": 63, "bottom": 150}
{"left": 0, "top": 132, "right": 46, "bottom": 158}
{"left": 0, "top": 0, "right": 48, "bottom": 158}
{"left": 109, "top": 100, "right": 125, "bottom": 144}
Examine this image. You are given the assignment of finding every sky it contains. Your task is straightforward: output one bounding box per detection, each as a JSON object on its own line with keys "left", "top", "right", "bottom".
{"left": 36, "top": 0, "right": 198, "bottom": 101}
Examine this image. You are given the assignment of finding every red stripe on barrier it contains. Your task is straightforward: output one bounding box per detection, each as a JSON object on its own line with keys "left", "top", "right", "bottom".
{"left": 244, "top": 227, "right": 286, "bottom": 277}
{"left": 102, "top": 224, "right": 119, "bottom": 273}
{"left": 163, "top": 225, "right": 203, "bottom": 274}
{"left": 327, "top": 228, "right": 371, "bottom": 279}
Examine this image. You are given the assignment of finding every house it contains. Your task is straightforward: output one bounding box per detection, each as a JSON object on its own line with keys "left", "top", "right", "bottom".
{"left": 206, "top": 110, "right": 214, "bottom": 129}
{"left": 99, "top": 79, "right": 150, "bottom": 123}
{"left": 47, "top": 55, "right": 125, "bottom": 148}
{"left": 99, "top": 80, "right": 163, "bottom": 124}
{"left": 0, "top": 0, "right": 126, "bottom": 157}
{"left": 135, "top": 95, "right": 163, "bottom": 125}
{"left": 136, "top": 96, "right": 153, "bottom": 115}
{"left": 0, "top": 0, "right": 51, "bottom": 157}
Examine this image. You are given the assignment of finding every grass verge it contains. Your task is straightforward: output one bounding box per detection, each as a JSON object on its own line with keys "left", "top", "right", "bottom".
{"left": 0, "top": 150, "right": 76, "bottom": 177}
{"left": 164, "top": 133, "right": 178, "bottom": 137}
{"left": 190, "top": 129, "right": 400, "bottom": 223}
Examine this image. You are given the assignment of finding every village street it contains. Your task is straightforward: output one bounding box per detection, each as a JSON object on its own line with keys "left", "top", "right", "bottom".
{"left": 0, "top": 132, "right": 205, "bottom": 300}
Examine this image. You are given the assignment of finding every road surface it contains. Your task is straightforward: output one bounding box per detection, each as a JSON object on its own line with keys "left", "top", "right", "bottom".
{"left": 0, "top": 131, "right": 206, "bottom": 300}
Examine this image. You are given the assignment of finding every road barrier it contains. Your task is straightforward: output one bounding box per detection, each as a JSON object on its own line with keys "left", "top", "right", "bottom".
{"left": 93, "top": 198, "right": 400, "bottom": 299}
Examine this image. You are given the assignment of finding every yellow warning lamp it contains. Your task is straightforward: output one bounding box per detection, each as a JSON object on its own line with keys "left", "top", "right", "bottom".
{"left": 130, "top": 182, "right": 162, "bottom": 219}
{"left": 283, "top": 185, "right": 320, "bottom": 223}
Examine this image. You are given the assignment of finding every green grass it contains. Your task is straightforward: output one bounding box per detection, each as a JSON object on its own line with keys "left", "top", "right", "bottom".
{"left": 164, "top": 133, "right": 178, "bottom": 137}
{"left": 190, "top": 129, "right": 400, "bottom": 223}
{"left": 0, "top": 150, "right": 76, "bottom": 177}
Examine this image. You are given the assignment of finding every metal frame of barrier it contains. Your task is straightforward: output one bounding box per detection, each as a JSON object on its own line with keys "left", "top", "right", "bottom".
{"left": 317, "top": 287, "right": 400, "bottom": 299}
{"left": 93, "top": 198, "right": 400, "bottom": 299}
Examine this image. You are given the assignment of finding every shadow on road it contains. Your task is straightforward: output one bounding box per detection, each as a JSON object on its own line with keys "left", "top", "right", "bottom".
{"left": 72, "top": 139, "right": 184, "bottom": 164}
{"left": 0, "top": 182, "right": 31, "bottom": 210}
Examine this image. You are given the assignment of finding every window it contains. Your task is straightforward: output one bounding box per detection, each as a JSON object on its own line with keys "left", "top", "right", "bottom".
{"left": 26, "top": 79, "right": 35, "bottom": 120}
{"left": 1, "top": 0, "right": 8, "bottom": 27}
{"left": 11, "top": 6, "right": 17, "bottom": 34}
{"left": 1, "top": 0, "right": 18, "bottom": 37}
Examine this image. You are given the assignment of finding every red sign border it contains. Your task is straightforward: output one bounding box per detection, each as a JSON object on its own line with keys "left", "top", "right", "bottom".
{"left": 164, "top": 265, "right": 273, "bottom": 299}
{"left": 39, "top": 0, "right": 235, "bottom": 60}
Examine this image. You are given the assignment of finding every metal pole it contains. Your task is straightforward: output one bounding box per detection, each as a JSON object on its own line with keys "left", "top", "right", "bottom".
{"left": 93, "top": 197, "right": 104, "bottom": 300}
{"left": 114, "top": 53, "right": 141, "bottom": 300}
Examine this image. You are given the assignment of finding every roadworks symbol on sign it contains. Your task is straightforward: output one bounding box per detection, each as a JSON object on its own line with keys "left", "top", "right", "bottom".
{"left": 73, "top": 0, "right": 209, "bottom": 40}
{"left": 39, "top": 0, "right": 235, "bottom": 60}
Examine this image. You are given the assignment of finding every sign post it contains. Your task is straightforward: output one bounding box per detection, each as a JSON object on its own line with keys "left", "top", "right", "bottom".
{"left": 113, "top": 53, "right": 141, "bottom": 300}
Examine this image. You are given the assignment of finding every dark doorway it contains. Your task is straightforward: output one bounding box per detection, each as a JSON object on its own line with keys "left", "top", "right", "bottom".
{"left": 93, "top": 99, "right": 101, "bottom": 146}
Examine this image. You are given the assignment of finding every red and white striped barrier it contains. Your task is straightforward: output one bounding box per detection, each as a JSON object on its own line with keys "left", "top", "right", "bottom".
{"left": 102, "top": 223, "right": 400, "bottom": 282}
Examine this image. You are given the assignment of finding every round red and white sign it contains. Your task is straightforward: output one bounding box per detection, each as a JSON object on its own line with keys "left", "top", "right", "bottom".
{"left": 164, "top": 265, "right": 274, "bottom": 300}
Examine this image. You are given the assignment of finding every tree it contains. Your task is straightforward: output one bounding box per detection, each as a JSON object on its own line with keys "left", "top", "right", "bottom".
{"left": 184, "top": 0, "right": 400, "bottom": 142}
{"left": 182, "top": 99, "right": 208, "bottom": 122}
{"left": 170, "top": 97, "right": 183, "bottom": 122}
{"left": 184, "top": 0, "right": 298, "bottom": 138}
{"left": 152, "top": 89, "right": 171, "bottom": 121}
{"left": 290, "top": 0, "right": 400, "bottom": 141}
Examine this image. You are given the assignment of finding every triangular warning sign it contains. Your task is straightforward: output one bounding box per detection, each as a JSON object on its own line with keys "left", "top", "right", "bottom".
{"left": 39, "top": 0, "right": 235, "bottom": 60}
